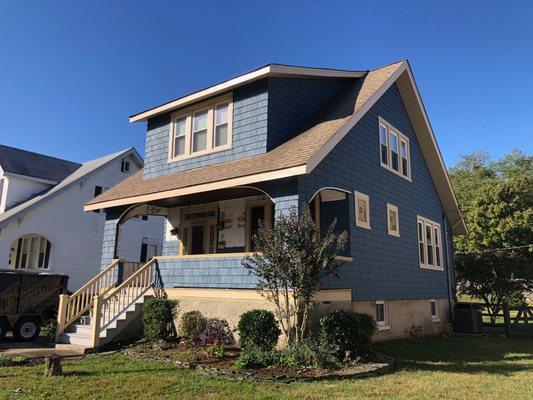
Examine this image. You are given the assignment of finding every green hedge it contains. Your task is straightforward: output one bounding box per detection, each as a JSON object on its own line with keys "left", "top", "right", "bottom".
{"left": 142, "top": 298, "right": 179, "bottom": 341}
{"left": 320, "top": 310, "right": 377, "bottom": 358}
{"left": 237, "top": 309, "right": 280, "bottom": 351}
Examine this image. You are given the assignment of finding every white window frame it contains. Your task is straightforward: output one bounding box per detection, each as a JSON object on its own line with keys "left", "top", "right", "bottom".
{"left": 386, "top": 203, "right": 400, "bottom": 237}
{"left": 354, "top": 191, "right": 371, "bottom": 229}
{"left": 378, "top": 117, "right": 411, "bottom": 181}
{"left": 375, "top": 300, "right": 390, "bottom": 330}
{"left": 168, "top": 93, "right": 233, "bottom": 162}
{"left": 430, "top": 299, "right": 440, "bottom": 322}
{"left": 120, "top": 159, "right": 130, "bottom": 173}
{"left": 417, "top": 215, "right": 444, "bottom": 271}
{"left": 10, "top": 234, "right": 52, "bottom": 270}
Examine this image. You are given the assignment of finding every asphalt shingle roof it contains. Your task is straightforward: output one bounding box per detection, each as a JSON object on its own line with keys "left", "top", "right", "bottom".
{"left": 0, "top": 145, "right": 81, "bottom": 182}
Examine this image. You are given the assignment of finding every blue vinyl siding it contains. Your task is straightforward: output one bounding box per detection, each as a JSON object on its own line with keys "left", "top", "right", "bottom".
{"left": 299, "top": 82, "right": 452, "bottom": 301}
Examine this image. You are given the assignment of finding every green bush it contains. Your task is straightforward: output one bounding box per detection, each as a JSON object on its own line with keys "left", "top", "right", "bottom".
{"left": 237, "top": 309, "right": 280, "bottom": 351}
{"left": 235, "top": 347, "right": 281, "bottom": 369}
{"left": 320, "top": 310, "right": 377, "bottom": 359}
{"left": 180, "top": 311, "right": 206, "bottom": 343}
{"left": 282, "top": 339, "right": 340, "bottom": 369}
{"left": 142, "top": 298, "right": 179, "bottom": 341}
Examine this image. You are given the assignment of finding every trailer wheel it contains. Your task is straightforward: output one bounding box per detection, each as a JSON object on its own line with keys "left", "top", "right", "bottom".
{"left": 0, "top": 318, "right": 8, "bottom": 339}
{"left": 14, "top": 317, "right": 41, "bottom": 341}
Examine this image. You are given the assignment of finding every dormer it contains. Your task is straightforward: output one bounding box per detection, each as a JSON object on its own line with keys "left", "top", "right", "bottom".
{"left": 131, "top": 64, "right": 365, "bottom": 179}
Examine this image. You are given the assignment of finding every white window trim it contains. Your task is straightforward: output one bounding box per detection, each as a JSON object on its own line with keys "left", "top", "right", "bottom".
{"left": 386, "top": 203, "right": 400, "bottom": 237}
{"left": 168, "top": 93, "right": 233, "bottom": 162}
{"left": 120, "top": 159, "right": 130, "bottom": 173}
{"left": 417, "top": 215, "right": 444, "bottom": 271}
{"left": 378, "top": 117, "right": 411, "bottom": 181}
{"left": 375, "top": 300, "right": 390, "bottom": 330}
{"left": 354, "top": 191, "right": 371, "bottom": 229}
{"left": 430, "top": 299, "right": 440, "bottom": 322}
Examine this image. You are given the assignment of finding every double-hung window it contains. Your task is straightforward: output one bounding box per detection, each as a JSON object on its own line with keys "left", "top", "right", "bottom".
{"left": 378, "top": 117, "right": 411, "bottom": 180}
{"left": 417, "top": 216, "right": 444, "bottom": 270}
{"left": 169, "top": 94, "right": 233, "bottom": 161}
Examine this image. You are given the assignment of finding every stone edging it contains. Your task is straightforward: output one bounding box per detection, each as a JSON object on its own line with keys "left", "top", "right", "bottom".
{"left": 124, "top": 350, "right": 395, "bottom": 383}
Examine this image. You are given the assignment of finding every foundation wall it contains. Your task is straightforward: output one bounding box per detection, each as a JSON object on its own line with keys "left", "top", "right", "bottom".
{"left": 164, "top": 288, "right": 449, "bottom": 343}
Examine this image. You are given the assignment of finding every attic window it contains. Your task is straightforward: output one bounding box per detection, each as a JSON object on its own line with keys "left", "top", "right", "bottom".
{"left": 379, "top": 117, "right": 411, "bottom": 180}
{"left": 121, "top": 159, "right": 130, "bottom": 173}
{"left": 169, "top": 94, "right": 233, "bottom": 162}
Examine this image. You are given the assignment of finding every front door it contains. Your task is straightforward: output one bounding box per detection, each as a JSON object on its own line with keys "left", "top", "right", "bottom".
{"left": 190, "top": 224, "right": 206, "bottom": 255}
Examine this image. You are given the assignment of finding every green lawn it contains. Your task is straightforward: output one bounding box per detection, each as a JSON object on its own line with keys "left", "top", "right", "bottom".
{"left": 0, "top": 335, "right": 532, "bottom": 400}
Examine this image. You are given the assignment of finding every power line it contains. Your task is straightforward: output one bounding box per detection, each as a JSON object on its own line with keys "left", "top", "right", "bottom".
{"left": 455, "top": 244, "right": 533, "bottom": 255}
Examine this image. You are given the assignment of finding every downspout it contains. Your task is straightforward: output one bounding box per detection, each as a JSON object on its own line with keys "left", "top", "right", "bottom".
{"left": 442, "top": 213, "right": 454, "bottom": 324}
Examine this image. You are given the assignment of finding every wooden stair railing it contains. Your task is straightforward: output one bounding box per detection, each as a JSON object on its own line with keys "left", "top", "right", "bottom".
{"left": 90, "top": 258, "right": 158, "bottom": 347}
{"left": 55, "top": 259, "right": 123, "bottom": 341}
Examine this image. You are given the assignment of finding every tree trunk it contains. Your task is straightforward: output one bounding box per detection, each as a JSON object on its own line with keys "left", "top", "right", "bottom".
{"left": 44, "top": 355, "right": 62, "bottom": 377}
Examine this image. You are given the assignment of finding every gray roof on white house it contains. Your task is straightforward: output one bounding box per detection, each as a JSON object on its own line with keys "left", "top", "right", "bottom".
{"left": 0, "top": 145, "right": 82, "bottom": 182}
{"left": 0, "top": 148, "right": 142, "bottom": 228}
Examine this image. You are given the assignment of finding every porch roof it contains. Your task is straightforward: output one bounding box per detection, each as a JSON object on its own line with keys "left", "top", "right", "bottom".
{"left": 85, "top": 60, "right": 467, "bottom": 235}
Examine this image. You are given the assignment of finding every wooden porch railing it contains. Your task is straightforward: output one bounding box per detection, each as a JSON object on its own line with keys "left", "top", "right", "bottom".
{"left": 91, "top": 258, "right": 158, "bottom": 347}
{"left": 55, "top": 259, "right": 123, "bottom": 341}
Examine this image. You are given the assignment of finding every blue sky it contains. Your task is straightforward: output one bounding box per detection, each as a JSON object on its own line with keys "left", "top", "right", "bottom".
{"left": 0, "top": 1, "right": 531, "bottom": 167}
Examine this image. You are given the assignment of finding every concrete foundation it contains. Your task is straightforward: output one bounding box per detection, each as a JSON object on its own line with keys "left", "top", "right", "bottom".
{"left": 164, "top": 288, "right": 450, "bottom": 342}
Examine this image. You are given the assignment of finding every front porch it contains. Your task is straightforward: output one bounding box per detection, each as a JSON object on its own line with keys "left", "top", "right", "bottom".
{"left": 102, "top": 182, "right": 352, "bottom": 291}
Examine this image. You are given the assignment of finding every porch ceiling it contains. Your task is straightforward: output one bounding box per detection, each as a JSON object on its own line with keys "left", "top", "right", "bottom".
{"left": 145, "top": 187, "right": 266, "bottom": 209}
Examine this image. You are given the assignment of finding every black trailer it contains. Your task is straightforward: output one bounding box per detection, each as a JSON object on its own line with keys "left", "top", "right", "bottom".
{"left": 0, "top": 270, "right": 68, "bottom": 341}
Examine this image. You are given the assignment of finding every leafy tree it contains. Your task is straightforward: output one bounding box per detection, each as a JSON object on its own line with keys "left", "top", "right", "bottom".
{"left": 450, "top": 150, "right": 533, "bottom": 319}
{"left": 242, "top": 206, "right": 347, "bottom": 344}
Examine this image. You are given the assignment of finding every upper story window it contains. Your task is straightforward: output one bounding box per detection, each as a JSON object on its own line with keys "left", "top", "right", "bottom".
{"left": 354, "top": 191, "right": 370, "bottom": 229}
{"left": 120, "top": 159, "right": 130, "bottom": 173}
{"left": 379, "top": 117, "right": 411, "bottom": 180}
{"left": 169, "top": 94, "right": 233, "bottom": 162}
{"left": 417, "top": 216, "right": 443, "bottom": 270}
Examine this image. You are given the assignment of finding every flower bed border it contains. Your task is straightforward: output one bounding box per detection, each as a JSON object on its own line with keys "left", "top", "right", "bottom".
{"left": 123, "top": 349, "right": 395, "bottom": 383}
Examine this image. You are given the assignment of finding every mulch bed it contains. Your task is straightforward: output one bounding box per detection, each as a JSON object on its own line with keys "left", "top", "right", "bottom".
{"left": 122, "top": 341, "right": 395, "bottom": 383}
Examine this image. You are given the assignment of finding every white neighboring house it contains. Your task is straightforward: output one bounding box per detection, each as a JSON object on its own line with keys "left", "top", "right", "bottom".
{"left": 0, "top": 145, "right": 164, "bottom": 291}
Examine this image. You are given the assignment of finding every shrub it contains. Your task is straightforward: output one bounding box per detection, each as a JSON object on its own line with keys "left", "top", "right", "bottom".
{"left": 320, "top": 310, "right": 377, "bottom": 359}
{"left": 283, "top": 339, "right": 341, "bottom": 370}
{"left": 199, "top": 318, "right": 235, "bottom": 346}
{"left": 235, "top": 347, "right": 280, "bottom": 369}
{"left": 180, "top": 311, "right": 207, "bottom": 343}
{"left": 237, "top": 309, "right": 280, "bottom": 351}
{"left": 204, "top": 342, "right": 225, "bottom": 360}
{"left": 142, "top": 298, "right": 179, "bottom": 341}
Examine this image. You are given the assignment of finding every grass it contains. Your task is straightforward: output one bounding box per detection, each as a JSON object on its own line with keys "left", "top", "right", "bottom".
{"left": 0, "top": 335, "right": 532, "bottom": 400}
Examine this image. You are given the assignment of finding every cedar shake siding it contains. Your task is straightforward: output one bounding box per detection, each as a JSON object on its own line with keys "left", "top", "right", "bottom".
{"left": 143, "top": 77, "right": 350, "bottom": 179}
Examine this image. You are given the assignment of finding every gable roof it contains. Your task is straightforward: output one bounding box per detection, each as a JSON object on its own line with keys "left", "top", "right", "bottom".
{"left": 0, "top": 145, "right": 81, "bottom": 183}
{"left": 86, "top": 61, "right": 467, "bottom": 235}
{"left": 0, "top": 148, "right": 142, "bottom": 228}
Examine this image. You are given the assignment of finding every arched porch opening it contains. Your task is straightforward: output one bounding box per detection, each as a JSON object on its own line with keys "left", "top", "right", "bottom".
{"left": 309, "top": 187, "right": 351, "bottom": 257}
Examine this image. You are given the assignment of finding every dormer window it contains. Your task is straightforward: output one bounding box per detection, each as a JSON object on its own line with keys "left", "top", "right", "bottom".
{"left": 379, "top": 117, "right": 411, "bottom": 180}
{"left": 169, "top": 94, "right": 233, "bottom": 161}
{"left": 120, "top": 159, "right": 130, "bottom": 173}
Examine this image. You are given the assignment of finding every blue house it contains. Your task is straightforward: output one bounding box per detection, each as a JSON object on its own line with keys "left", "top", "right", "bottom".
{"left": 57, "top": 61, "right": 466, "bottom": 347}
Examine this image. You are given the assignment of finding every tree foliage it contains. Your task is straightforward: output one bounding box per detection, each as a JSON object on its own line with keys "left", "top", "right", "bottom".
{"left": 449, "top": 150, "right": 533, "bottom": 317}
{"left": 241, "top": 206, "right": 347, "bottom": 344}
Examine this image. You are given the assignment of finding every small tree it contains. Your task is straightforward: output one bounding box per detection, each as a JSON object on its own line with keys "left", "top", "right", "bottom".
{"left": 241, "top": 206, "right": 347, "bottom": 344}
